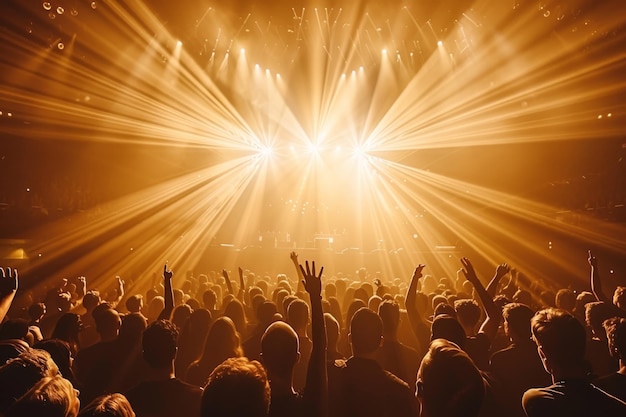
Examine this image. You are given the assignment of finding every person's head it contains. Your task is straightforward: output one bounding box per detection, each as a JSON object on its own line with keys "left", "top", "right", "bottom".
{"left": 0, "top": 318, "right": 29, "bottom": 341}
{"left": 287, "top": 299, "right": 309, "bottom": 333}
{"left": 203, "top": 289, "right": 217, "bottom": 311}
{"left": 52, "top": 313, "right": 82, "bottom": 342}
{"left": 172, "top": 304, "right": 193, "bottom": 330}
{"left": 256, "top": 300, "right": 278, "bottom": 328}
{"left": 603, "top": 317, "right": 626, "bottom": 362}
{"left": 4, "top": 375, "right": 80, "bottom": 417}
{"left": 94, "top": 307, "right": 121, "bottom": 340}
{"left": 531, "top": 308, "right": 587, "bottom": 375}
{"left": 201, "top": 357, "right": 270, "bottom": 417}
{"left": 260, "top": 321, "right": 299, "bottom": 378}
{"left": 28, "top": 302, "right": 47, "bottom": 322}
{"left": 502, "top": 303, "right": 534, "bottom": 340}
{"left": 199, "top": 316, "right": 242, "bottom": 366}
{"left": 345, "top": 299, "right": 367, "bottom": 331}
{"left": 430, "top": 314, "right": 466, "bottom": 349}
{"left": 417, "top": 339, "right": 484, "bottom": 417}
{"left": 555, "top": 289, "right": 576, "bottom": 312}
{"left": 125, "top": 295, "right": 143, "bottom": 314}
{"left": 585, "top": 301, "right": 614, "bottom": 338}
{"left": 613, "top": 287, "right": 626, "bottom": 310}
{"left": 118, "top": 313, "right": 147, "bottom": 344}
{"left": 146, "top": 296, "right": 165, "bottom": 323}
{"left": 349, "top": 307, "right": 383, "bottom": 356}
{"left": 453, "top": 299, "right": 481, "bottom": 334}
{"left": 0, "top": 348, "right": 59, "bottom": 413}
{"left": 378, "top": 300, "right": 400, "bottom": 337}
{"left": 223, "top": 299, "right": 247, "bottom": 335}
{"left": 431, "top": 295, "right": 447, "bottom": 312}
{"left": 33, "top": 339, "right": 74, "bottom": 382}
{"left": 512, "top": 289, "right": 533, "bottom": 307}
{"left": 325, "top": 283, "right": 337, "bottom": 299}
{"left": 142, "top": 320, "right": 178, "bottom": 369}
{"left": 575, "top": 291, "right": 596, "bottom": 313}
{"left": 78, "top": 393, "right": 135, "bottom": 417}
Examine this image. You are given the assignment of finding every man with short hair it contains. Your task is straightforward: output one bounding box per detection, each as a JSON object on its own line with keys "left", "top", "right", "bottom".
{"left": 376, "top": 300, "right": 420, "bottom": 387}
{"left": 329, "top": 307, "right": 417, "bottom": 417}
{"left": 522, "top": 308, "right": 626, "bottom": 416}
{"left": 490, "top": 303, "right": 550, "bottom": 417}
{"left": 126, "top": 319, "right": 202, "bottom": 417}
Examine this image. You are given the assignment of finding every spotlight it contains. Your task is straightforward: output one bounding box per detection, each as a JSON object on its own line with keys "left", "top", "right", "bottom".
{"left": 437, "top": 40, "right": 443, "bottom": 47}
{"left": 259, "top": 146, "right": 273, "bottom": 157}
{"left": 307, "top": 143, "right": 320, "bottom": 155}
{"left": 353, "top": 146, "right": 368, "bottom": 160}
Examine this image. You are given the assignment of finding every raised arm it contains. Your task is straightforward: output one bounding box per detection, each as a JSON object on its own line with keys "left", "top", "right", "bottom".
{"left": 460, "top": 258, "right": 501, "bottom": 341}
{"left": 589, "top": 250, "right": 611, "bottom": 304}
{"left": 300, "top": 260, "right": 327, "bottom": 417}
{"left": 222, "top": 269, "right": 235, "bottom": 295}
{"left": 486, "top": 263, "right": 510, "bottom": 298}
{"left": 158, "top": 264, "right": 174, "bottom": 321}
{"left": 290, "top": 251, "right": 306, "bottom": 292}
{"left": 112, "top": 275, "right": 125, "bottom": 306}
{"left": 405, "top": 264, "right": 429, "bottom": 343}
{"left": 0, "top": 267, "right": 18, "bottom": 323}
{"left": 237, "top": 267, "right": 246, "bottom": 304}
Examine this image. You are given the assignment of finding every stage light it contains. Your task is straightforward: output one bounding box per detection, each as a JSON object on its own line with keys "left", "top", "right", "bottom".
{"left": 259, "top": 146, "right": 273, "bottom": 157}
{"left": 437, "top": 40, "right": 443, "bottom": 47}
{"left": 307, "top": 143, "right": 320, "bottom": 155}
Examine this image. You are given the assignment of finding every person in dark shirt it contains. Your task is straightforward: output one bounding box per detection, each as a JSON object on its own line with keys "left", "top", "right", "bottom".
{"left": 522, "top": 308, "right": 626, "bottom": 417}
{"left": 594, "top": 317, "right": 626, "bottom": 401}
{"left": 376, "top": 300, "right": 420, "bottom": 388}
{"left": 125, "top": 319, "right": 202, "bottom": 417}
{"left": 417, "top": 338, "right": 485, "bottom": 417}
{"left": 329, "top": 307, "right": 417, "bottom": 417}
{"left": 490, "top": 303, "right": 551, "bottom": 417}
{"left": 261, "top": 260, "right": 327, "bottom": 417}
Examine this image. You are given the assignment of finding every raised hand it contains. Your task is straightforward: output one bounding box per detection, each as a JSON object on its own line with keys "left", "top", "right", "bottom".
{"left": 588, "top": 250, "right": 598, "bottom": 268}
{"left": 0, "top": 267, "right": 18, "bottom": 294}
{"left": 238, "top": 267, "right": 245, "bottom": 287}
{"left": 460, "top": 257, "right": 479, "bottom": 283}
{"left": 494, "top": 263, "right": 510, "bottom": 279}
{"left": 164, "top": 264, "right": 173, "bottom": 281}
{"left": 299, "top": 260, "right": 323, "bottom": 299}
{"left": 413, "top": 264, "right": 426, "bottom": 281}
{"left": 116, "top": 276, "right": 125, "bottom": 291}
{"left": 290, "top": 251, "right": 299, "bottom": 264}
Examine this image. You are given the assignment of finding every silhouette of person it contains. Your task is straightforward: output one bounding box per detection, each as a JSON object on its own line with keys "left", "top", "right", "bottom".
{"left": 522, "top": 308, "right": 626, "bottom": 416}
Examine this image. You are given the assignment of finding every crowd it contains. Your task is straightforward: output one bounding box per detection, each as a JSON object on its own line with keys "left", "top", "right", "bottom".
{"left": 0, "top": 249, "right": 625, "bottom": 417}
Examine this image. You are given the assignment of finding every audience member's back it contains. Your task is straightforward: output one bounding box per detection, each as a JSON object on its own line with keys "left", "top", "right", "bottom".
{"left": 201, "top": 356, "right": 270, "bottom": 417}
{"left": 0, "top": 348, "right": 59, "bottom": 413}
{"left": 4, "top": 375, "right": 80, "bottom": 417}
{"left": 126, "top": 319, "right": 202, "bottom": 417}
{"left": 594, "top": 317, "right": 626, "bottom": 402}
{"left": 489, "top": 303, "right": 550, "bottom": 417}
{"left": 522, "top": 308, "right": 626, "bottom": 417}
{"left": 417, "top": 339, "right": 485, "bottom": 417}
{"left": 329, "top": 307, "right": 417, "bottom": 417}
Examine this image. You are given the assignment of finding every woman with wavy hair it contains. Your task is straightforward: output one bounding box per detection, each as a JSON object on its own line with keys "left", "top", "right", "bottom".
{"left": 78, "top": 393, "right": 135, "bottom": 417}
{"left": 184, "top": 316, "right": 243, "bottom": 387}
